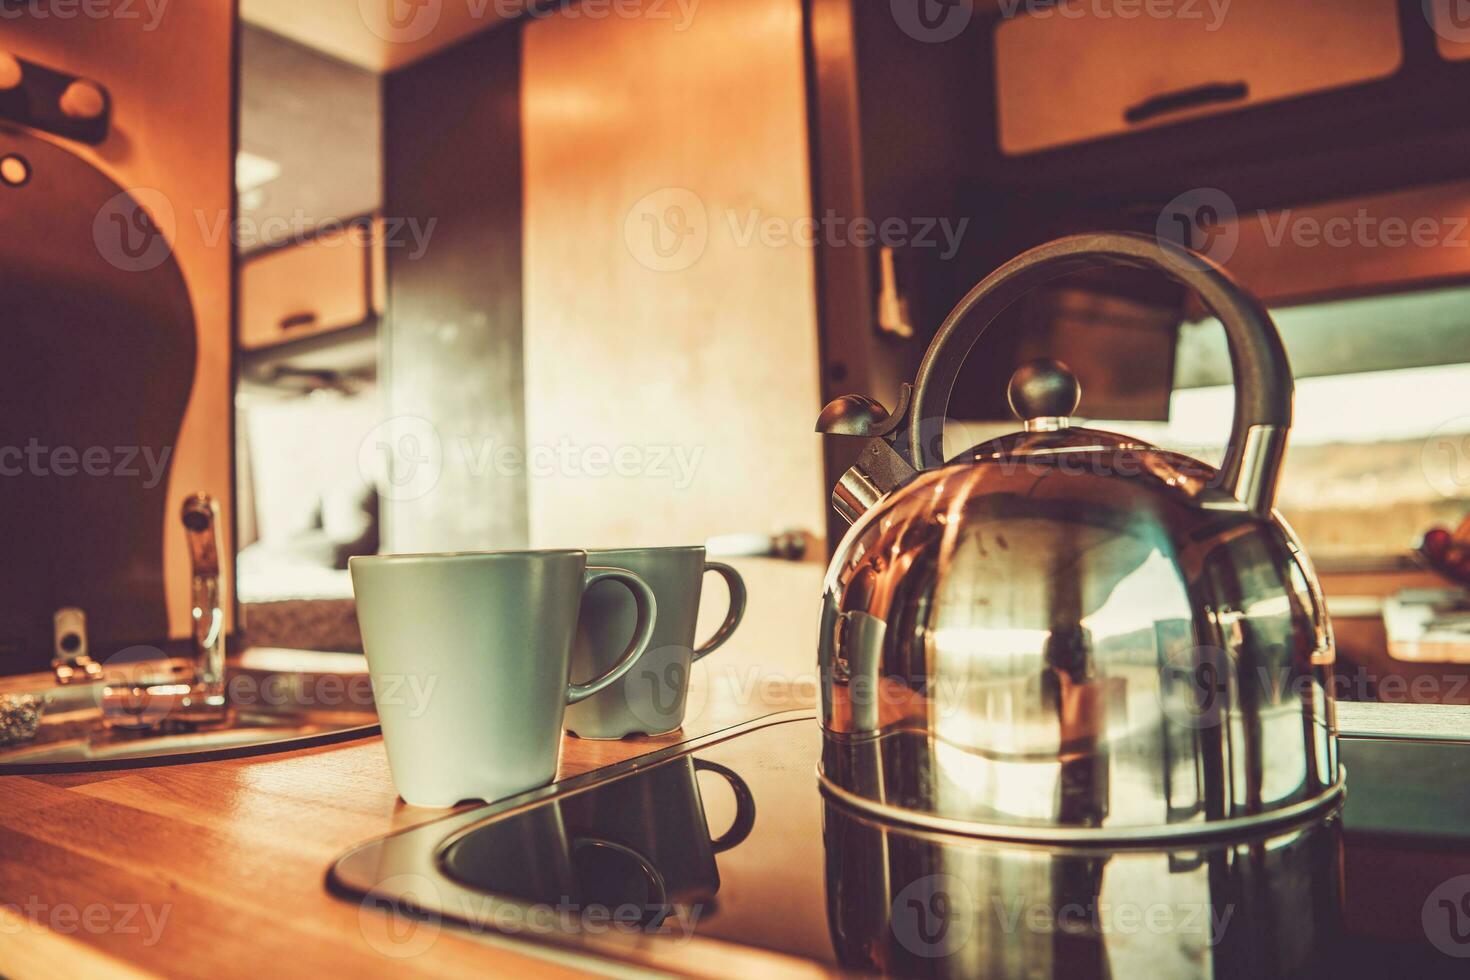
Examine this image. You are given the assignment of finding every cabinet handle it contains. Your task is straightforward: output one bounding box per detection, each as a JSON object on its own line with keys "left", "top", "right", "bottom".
{"left": 1124, "top": 80, "right": 1248, "bottom": 125}
{"left": 279, "top": 311, "right": 319, "bottom": 331}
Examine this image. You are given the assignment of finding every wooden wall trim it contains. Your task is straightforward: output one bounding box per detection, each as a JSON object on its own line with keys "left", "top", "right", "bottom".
{"left": 805, "top": 0, "right": 882, "bottom": 553}
{"left": 381, "top": 24, "right": 530, "bottom": 553}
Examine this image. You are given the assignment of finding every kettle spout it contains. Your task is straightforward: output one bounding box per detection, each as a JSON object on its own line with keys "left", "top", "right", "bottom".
{"left": 830, "top": 440, "right": 916, "bottom": 524}
{"left": 817, "top": 390, "right": 917, "bottom": 525}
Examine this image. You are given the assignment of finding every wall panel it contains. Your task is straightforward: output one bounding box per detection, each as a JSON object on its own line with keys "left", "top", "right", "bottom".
{"left": 4, "top": 7, "right": 236, "bottom": 653}
{"left": 520, "top": 0, "right": 826, "bottom": 551}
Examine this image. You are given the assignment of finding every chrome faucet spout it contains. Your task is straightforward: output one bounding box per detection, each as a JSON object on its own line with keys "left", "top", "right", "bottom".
{"left": 181, "top": 493, "right": 225, "bottom": 708}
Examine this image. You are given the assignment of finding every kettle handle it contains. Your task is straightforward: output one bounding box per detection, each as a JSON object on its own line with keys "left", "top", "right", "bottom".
{"left": 908, "top": 232, "right": 1293, "bottom": 515}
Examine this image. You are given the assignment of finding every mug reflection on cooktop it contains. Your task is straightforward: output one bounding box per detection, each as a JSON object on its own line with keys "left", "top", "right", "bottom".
{"left": 442, "top": 754, "right": 756, "bottom": 931}
{"left": 433, "top": 720, "right": 1345, "bottom": 977}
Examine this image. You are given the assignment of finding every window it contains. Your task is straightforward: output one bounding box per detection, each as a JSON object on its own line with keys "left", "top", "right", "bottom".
{"left": 1096, "top": 286, "right": 1470, "bottom": 562}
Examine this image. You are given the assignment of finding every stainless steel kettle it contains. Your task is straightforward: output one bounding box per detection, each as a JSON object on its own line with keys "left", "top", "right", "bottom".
{"left": 815, "top": 232, "right": 1340, "bottom": 843}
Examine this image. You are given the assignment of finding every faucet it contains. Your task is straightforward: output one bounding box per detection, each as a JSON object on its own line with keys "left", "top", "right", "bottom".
{"left": 97, "top": 494, "right": 228, "bottom": 731}
{"left": 51, "top": 606, "right": 102, "bottom": 684}
{"left": 181, "top": 493, "right": 226, "bottom": 711}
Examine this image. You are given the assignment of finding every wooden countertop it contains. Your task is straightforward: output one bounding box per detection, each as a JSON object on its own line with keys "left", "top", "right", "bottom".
{"left": 0, "top": 667, "right": 816, "bottom": 979}
{"left": 8, "top": 593, "right": 1466, "bottom": 980}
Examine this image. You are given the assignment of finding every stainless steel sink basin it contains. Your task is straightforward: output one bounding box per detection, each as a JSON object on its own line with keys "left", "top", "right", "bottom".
{"left": 0, "top": 652, "right": 378, "bottom": 773}
{"left": 0, "top": 705, "right": 377, "bottom": 768}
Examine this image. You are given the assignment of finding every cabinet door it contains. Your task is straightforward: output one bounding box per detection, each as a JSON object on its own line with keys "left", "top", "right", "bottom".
{"left": 994, "top": 0, "right": 1402, "bottom": 155}
{"left": 239, "top": 224, "right": 377, "bottom": 350}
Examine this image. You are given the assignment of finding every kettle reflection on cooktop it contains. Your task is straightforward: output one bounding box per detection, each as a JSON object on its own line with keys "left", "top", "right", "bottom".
{"left": 823, "top": 798, "right": 1340, "bottom": 978}
{"left": 383, "top": 717, "right": 1348, "bottom": 977}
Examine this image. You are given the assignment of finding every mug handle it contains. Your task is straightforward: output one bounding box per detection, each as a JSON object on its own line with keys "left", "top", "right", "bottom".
{"left": 566, "top": 567, "right": 659, "bottom": 705}
{"left": 570, "top": 837, "right": 671, "bottom": 927}
{"left": 693, "top": 758, "right": 757, "bottom": 853}
{"left": 691, "top": 562, "right": 747, "bottom": 663}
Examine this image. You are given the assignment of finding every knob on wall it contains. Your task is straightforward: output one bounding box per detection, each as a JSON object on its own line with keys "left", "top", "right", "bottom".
{"left": 0, "top": 51, "right": 21, "bottom": 90}
{"left": 0, "top": 51, "right": 111, "bottom": 144}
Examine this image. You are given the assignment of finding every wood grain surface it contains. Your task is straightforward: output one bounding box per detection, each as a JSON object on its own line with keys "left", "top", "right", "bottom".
{"left": 0, "top": 669, "right": 814, "bottom": 979}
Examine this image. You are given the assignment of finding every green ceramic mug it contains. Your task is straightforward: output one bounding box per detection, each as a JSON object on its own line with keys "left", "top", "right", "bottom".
{"left": 564, "top": 546, "right": 746, "bottom": 739}
{"left": 350, "top": 549, "right": 658, "bottom": 807}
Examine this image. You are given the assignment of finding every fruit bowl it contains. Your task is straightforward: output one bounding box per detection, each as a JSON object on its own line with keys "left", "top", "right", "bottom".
{"left": 1418, "top": 514, "right": 1470, "bottom": 586}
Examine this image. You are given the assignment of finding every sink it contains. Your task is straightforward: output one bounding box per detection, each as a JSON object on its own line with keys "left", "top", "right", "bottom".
{"left": 0, "top": 705, "right": 377, "bottom": 769}
{"left": 0, "top": 650, "right": 378, "bottom": 773}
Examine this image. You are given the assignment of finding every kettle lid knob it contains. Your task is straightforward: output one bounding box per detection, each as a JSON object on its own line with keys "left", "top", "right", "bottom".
{"left": 1008, "top": 359, "right": 1080, "bottom": 430}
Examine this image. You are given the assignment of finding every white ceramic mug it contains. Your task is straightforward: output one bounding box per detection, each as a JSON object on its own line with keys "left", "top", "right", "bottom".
{"left": 350, "top": 549, "right": 657, "bottom": 807}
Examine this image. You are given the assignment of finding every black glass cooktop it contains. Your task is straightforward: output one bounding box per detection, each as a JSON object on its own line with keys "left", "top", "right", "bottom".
{"left": 330, "top": 713, "right": 1470, "bottom": 977}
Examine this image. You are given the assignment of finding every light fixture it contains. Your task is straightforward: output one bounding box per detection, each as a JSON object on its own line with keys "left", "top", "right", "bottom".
{"left": 0, "top": 51, "right": 21, "bottom": 91}
{"left": 59, "top": 79, "right": 107, "bottom": 121}
{"left": 0, "top": 153, "right": 29, "bottom": 187}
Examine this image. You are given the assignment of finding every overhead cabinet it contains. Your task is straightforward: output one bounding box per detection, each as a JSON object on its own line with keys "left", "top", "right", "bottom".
{"left": 993, "top": 0, "right": 1404, "bottom": 155}
{"left": 239, "top": 220, "right": 384, "bottom": 350}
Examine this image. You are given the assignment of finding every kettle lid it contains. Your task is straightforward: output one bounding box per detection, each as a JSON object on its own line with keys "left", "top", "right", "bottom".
{"left": 963, "top": 357, "right": 1157, "bottom": 461}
